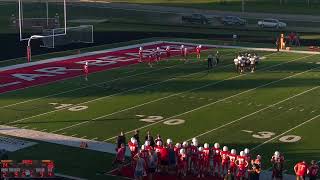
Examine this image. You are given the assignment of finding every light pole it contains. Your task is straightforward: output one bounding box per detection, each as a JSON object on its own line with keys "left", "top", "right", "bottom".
{"left": 27, "top": 35, "right": 44, "bottom": 62}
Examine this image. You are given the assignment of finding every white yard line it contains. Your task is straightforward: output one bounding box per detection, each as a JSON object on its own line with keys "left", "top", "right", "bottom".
{"left": 102, "top": 56, "right": 317, "bottom": 142}
{"left": 5, "top": 62, "right": 210, "bottom": 125}
{"left": 252, "top": 113, "right": 320, "bottom": 151}
{"left": 187, "top": 84, "right": 320, "bottom": 141}
{"left": 51, "top": 51, "right": 279, "bottom": 133}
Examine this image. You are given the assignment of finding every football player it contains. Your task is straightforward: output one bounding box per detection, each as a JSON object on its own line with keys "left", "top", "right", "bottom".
{"left": 203, "top": 143, "right": 211, "bottom": 176}
{"left": 196, "top": 45, "right": 202, "bottom": 59}
{"left": 128, "top": 137, "right": 138, "bottom": 167}
{"left": 177, "top": 148, "right": 187, "bottom": 177}
{"left": 244, "top": 148, "right": 251, "bottom": 178}
{"left": 145, "top": 140, "right": 153, "bottom": 151}
{"left": 221, "top": 146, "right": 230, "bottom": 175}
{"left": 271, "top": 151, "right": 285, "bottom": 180}
{"left": 234, "top": 56, "right": 239, "bottom": 73}
{"left": 165, "top": 46, "right": 171, "bottom": 59}
{"left": 180, "top": 45, "right": 185, "bottom": 60}
{"left": 197, "top": 146, "right": 205, "bottom": 178}
{"left": 139, "top": 145, "right": 149, "bottom": 168}
{"left": 156, "top": 47, "right": 161, "bottom": 62}
{"left": 190, "top": 138, "right": 199, "bottom": 173}
{"left": 229, "top": 149, "right": 237, "bottom": 176}
{"left": 308, "top": 160, "right": 319, "bottom": 180}
{"left": 183, "top": 47, "right": 188, "bottom": 62}
{"left": 250, "top": 55, "right": 256, "bottom": 72}
{"left": 236, "top": 151, "right": 249, "bottom": 180}
{"left": 212, "top": 142, "right": 222, "bottom": 177}
{"left": 83, "top": 61, "right": 89, "bottom": 81}
{"left": 154, "top": 141, "right": 163, "bottom": 172}
{"left": 138, "top": 47, "right": 143, "bottom": 62}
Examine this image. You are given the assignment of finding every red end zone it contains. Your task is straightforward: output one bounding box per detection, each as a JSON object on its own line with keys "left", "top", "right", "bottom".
{"left": 0, "top": 42, "right": 208, "bottom": 94}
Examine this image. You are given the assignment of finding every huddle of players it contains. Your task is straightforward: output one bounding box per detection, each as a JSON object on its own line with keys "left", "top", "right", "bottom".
{"left": 128, "top": 137, "right": 265, "bottom": 179}
{"left": 138, "top": 44, "right": 203, "bottom": 67}
{"left": 234, "top": 53, "right": 260, "bottom": 73}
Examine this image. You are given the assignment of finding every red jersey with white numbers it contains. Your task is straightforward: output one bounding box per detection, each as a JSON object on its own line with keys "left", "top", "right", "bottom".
{"left": 221, "top": 151, "right": 230, "bottom": 164}
{"left": 212, "top": 147, "right": 221, "bottom": 161}
{"left": 128, "top": 142, "right": 138, "bottom": 157}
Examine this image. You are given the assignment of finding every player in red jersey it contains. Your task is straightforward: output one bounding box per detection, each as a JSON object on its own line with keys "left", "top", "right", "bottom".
{"left": 203, "top": 143, "right": 211, "bottom": 177}
{"left": 144, "top": 140, "right": 153, "bottom": 151}
{"left": 294, "top": 161, "right": 308, "bottom": 180}
{"left": 139, "top": 145, "right": 149, "bottom": 168}
{"left": 236, "top": 151, "right": 249, "bottom": 180}
{"left": 271, "top": 151, "right": 285, "bottom": 180}
{"left": 148, "top": 54, "right": 153, "bottom": 67}
{"left": 83, "top": 61, "right": 89, "bottom": 81}
{"left": 229, "top": 149, "right": 237, "bottom": 176}
{"left": 197, "top": 146, "right": 205, "bottom": 178}
{"left": 212, "top": 142, "right": 222, "bottom": 176}
{"left": 196, "top": 45, "right": 202, "bottom": 59}
{"left": 221, "top": 146, "right": 230, "bottom": 175}
{"left": 244, "top": 148, "right": 251, "bottom": 179}
{"left": 177, "top": 148, "right": 187, "bottom": 178}
{"left": 308, "top": 160, "right": 319, "bottom": 180}
{"left": 112, "top": 143, "right": 126, "bottom": 174}
{"left": 165, "top": 46, "right": 171, "bottom": 59}
{"left": 180, "top": 45, "right": 184, "bottom": 60}
{"left": 159, "top": 142, "right": 169, "bottom": 173}
{"left": 138, "top": 47, "right": 143, "bottom": 62}
{"left": 174, "top": 143, "right": 182, "bottom": 158}
{"left": 182, "top": 141, "right": 191, "bottom": 172}
{"left": 156, "top": 47, "right": 161, "bottom": 62}
{"left": 128, "top": 137, "right": 139, "bottom": 167}
{"left": 251, "top": 155, "right": 262, "bottom": 167}
{"left": 154, "top": 141, "right": 163, "bottom": 172}
{"left": 190, "top": 138, "right": 199, "bottom": 174}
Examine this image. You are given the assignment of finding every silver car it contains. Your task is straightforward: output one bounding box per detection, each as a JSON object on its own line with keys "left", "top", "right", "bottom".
{"left": 258, "top": 18, "right": 286, "bottom": 28}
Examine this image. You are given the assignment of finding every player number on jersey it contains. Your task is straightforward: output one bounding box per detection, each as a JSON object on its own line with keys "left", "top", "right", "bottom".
{"left": 49, "top": 103, "right": 88, "bottom": 111}
{"left": 244, "top": 130, "right": 301, "bottom": 143}
{"left": 138, "top": 115, "right": 185, "bottom": 126}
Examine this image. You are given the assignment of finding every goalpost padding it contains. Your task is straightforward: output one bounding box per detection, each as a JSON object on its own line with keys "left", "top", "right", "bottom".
{"left": 41, "top": 25, "right": 94, "bottom": 48}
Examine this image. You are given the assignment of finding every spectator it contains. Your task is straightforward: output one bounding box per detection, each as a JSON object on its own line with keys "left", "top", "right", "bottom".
{"left": 145, "top": 131, "right": 155, "bottom": 147}
{"left": 148, "top": 150, "right": 158, "bottom": 180}
{"left": 116, "top": 131, "right": 126, "bottom": 150}
{"left": 134, "top": 153, "right": 146, "bottom": 180}
{"left": 308, "top": 160, "right": 319, "bottom": 180}
{"left": 133, "top": 130, "right": 140, "bottom": 146}
{"left": 112, "top": 143, "right": 126, "bottom": 175}
{"left": 294, "top": 161, "right": 308, "bottom": 180}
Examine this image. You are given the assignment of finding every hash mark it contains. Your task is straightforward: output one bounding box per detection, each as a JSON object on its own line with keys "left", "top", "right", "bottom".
{"left": 278, "top": 107, "right": 283, "bottom": 109}
{"left": 61, "top": 132, "right": 67, "bottom": 135}
{"left": 300, "top": 109, "right": 304, "bottom": 112}
{"left": 248, "top": 103, "right": 252, "bottom": 106}
{"left": 311, "top": 110, "right": 316, "bottom": 113}
{"left": 289, "top": 108, "right": 294, "bottom": 111}
{"left": 80, "top": 136, "right": 87, "bottom": 139}
{"left": 136, "top": 115, "right": 145, "bottom": 117}
{"left": 71, "top": 134, "right": 78, "bottom": 137}
{"left": 242, "top": 130, "right": 253, "bottom": 133}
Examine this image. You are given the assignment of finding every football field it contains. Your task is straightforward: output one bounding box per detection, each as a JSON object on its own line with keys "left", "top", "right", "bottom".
{"left": 0, "top": 41, "right": 320, "bottom": 179}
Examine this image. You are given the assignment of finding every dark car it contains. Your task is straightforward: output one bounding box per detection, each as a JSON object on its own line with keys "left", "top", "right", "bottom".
{"left": 181, "top": 14, "right": 210, "bottom": 25}
{"left": 221, "top": 16, "right": 246, "bottom": 26}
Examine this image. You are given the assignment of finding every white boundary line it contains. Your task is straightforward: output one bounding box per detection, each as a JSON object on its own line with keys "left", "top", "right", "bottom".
{"left": 5, "top": 49, "right": 244, "bottom": 125}
{"left": 51, "top": 51, "right": 277, "bottom": 133}
{"left": 252, "top": 113, "right": 320, "bottom": 151}
{"left": 102, "top": 54, "right": 316, "bottom": 142}
{"left": 187, "top": 84, "right": 320, "bottom": 141}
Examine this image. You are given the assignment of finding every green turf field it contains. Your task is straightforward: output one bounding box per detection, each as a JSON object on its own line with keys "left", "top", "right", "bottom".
{"left": 1, "top": 43, "right": 319, "bottom": 179}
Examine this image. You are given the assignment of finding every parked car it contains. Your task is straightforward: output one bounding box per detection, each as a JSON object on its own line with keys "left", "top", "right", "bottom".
{"left": 181, "top": 14, "right": 210, "bottom": 25}
{"left": 221, "top": 16, "right": 246, "bottom": 26}
{"left": 257, "top": 18, "right": 286, "bottom": 28}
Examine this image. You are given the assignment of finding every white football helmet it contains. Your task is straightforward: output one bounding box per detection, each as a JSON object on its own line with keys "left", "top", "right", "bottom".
{"left": 199, "top": 45, "right": 202, "bottom": 48}
{"left": 231, "top": 149, "right": 236, "bottom": 155}
{"left": 274, "top": 151, "right": 280, "bottom": 157}
{"left": 204, "top": 143, "right": 209, "bottom": 148}
{"left": 132, "top": 139, "right": 137, "bottom": 145}
{"left": 223, "top": 146, "right": 228, "bottom": 152}
{"left": 180, "top": 148, "right": 185, "bottom": 154}
{"left": 175, "top": 143, "right": 181, "bottom": 148}
{"left": 156, "top": 141, "right": 162, "bottom": 146}
{"left": 85, "top": 61, "right": 88, "bottom": 66}
{"left": 157, "top": 47, "right": 160, "bottom": 50}
{"left": 166, "top": 46, "right": 170, "bottom": 50}
{"left": 182, "top": 141, "right": 188, "bottom": 147}
{"left": 244, "top": 148, "right": 250, "bottom": 154}
{"left": 181, "top": 45, "right": 184, "bottom": 48}
{"left": 130, "top": 137, "right": 136, "bottom": 143}
{"left": 198, "top": 147, "right": 204, "bottom": 152}
{"left": 192, "top": 138, "right": 197, "bottom": 143}
{"left": 240, "top": 151, "right": 245, "bottom": 156}
{"left": 139, "top": 47, "right": 143, "bottom": 50}
{"left": 141, "top": 145, "right": 145, "bottom": 150}
{"left": 145, "top": 140, "right": 150, "bottom": 146}
{"left": 214, "top": 143, "right": 220, "bottom": 149}
{"left": 257, "top": 155, "right": 261, "bottom": 160}
{"left": 166, "top": 139, "right": 173, "bottom": 145}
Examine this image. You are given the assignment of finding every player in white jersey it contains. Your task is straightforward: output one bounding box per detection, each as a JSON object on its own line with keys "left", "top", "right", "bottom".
{"left": 234, "top": 56, "right": 239, "bottom": 73}
{"left": 250, "top": 55, "right": 256, "bottom": 72}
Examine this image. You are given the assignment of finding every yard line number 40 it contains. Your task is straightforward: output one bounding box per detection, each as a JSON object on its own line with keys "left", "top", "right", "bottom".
{"left": 137, "top": 115, "right": 185, "bottom": 126}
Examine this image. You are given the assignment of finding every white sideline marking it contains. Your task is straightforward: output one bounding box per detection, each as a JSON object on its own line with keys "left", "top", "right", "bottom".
{"left": 91, "top": 137, "right": 98, "bottom": 141}
{"left": 106, "top": 64, "right": 319, "bottom": 142}
{"left": 41, "top": 129, "right": 47, "bottom": 132}
{"left": 71, "top": 134, "right": 78, "bottom": 137}
{"left": 80, "top": 136, "right": 87, "bottom": 139}
{"left": 186, "top": 84, "right": 320, "bottom": 141}
{"left": 252, "top": 113, "right": 320, "bottom": 151}
{"left": 6, "top": 62, "right": 212, "bottom": 125}
{"left": 55, "top": 173, "right": 88, "bottom": 180}
{"left": 51, "top": 51, "right": 278, "bottom": 133}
